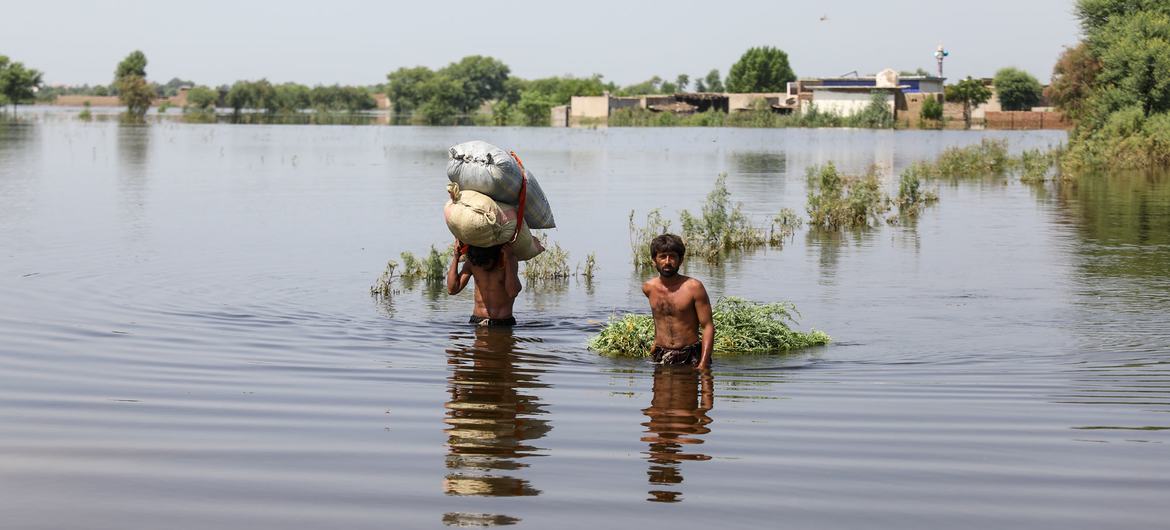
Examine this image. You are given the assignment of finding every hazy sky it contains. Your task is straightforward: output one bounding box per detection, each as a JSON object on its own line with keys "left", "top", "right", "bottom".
{"left": 4, "top": 0, "right": 1082, "bottom": 87}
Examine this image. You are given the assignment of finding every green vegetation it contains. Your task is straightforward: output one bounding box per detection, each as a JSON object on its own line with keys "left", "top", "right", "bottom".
{"left": 522, "top": 235, "right": 571, "bottom": 281}
{"left": 78, "top": 101, "right": 92, "bottom": 121}
{"left": 587, "top": 297, "right": 830, "bottom": 357}
{"left": 184, "top": 85, "right": 218, "bottom": 111}
{"left": 850, "top": 93, "right": 894, "bottom": 128}
{"left": 629, "top": 209, "right": 673, "bottom": 270}
{"left": 694, "top": 69, "right": 724, "bottom": 93}
{"left": 0, "top": 55, "right": 44, "bottom": 113}
{"left": 115, "top": 50, "right": 153, "bottom": 121}
{"left": 806, "top": 164, "right": 890, "bottom": 230}
{"left": 679, "top": 173, "right": 767, "bottom": 262}
{"left": 398, "top": 246, "right": 452, "bottom": 283}
{"left": 920, "top": 95, "right": 943, "bottom": 123}
{"left": 1047, "top": 43, "right": 1100, "bottom": 120}
{"left": 223, "top": 80, "right": 374, "bottom": 119}
{"left": 1058, "top": 1, "right": 1170, "bottom": 170}
{"left": 629, "top": 175, "right": 802, "bottom": 268}
{"left": 578, "top": 253, "right": 597, "bottom": 281}
{"left": 945, "top": 77, "right": 993, "bottom": 129}
{"left": 369, "top": 260, "right": 399, "bottom": 298}
{"left": 934, "top": 139, "right": 1010, "bottom": 178}
{"left": 726, "top": 46, "right": 796, "bottom": 93}
{"left": 900, "top": 138, "right": 1060, "bottom": 183}
{"left": 994, "top": 67, "right": 1043, "bottom": 111}
{"left": 894, "top": 168, "right": 940, "bottom": 216}
{"left": 386, "top": 55, "right": 512, "bottom": 125}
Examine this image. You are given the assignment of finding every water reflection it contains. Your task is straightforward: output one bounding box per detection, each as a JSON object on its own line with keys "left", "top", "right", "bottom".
{"left": 641, "top": 366, "right": 714, "bottom": 503}
{"left": 443, "top": 327, "right": 551, "bottom": 500}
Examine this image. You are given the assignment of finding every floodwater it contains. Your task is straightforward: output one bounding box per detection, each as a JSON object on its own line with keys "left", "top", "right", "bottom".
{"left": 1, "top": 116, "right": 1168, "bottom": 529}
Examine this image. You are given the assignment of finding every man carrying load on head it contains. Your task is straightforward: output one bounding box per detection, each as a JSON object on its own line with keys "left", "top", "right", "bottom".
{"left": 447, "top": 240, "right": 522, "bottom": 327}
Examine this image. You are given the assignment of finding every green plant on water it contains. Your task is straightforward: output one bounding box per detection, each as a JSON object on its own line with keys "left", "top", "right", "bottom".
{"left": 78, "top": 101, "right": 92, "bottom": 121}
{"left": 399, "top": 244, "right": 452, "bottom": 283}
{"left": 629, "top": 208, "right": 672, "bottom": 270}
{"left": 769, "top": 208, "right": 803, "bottom": 245}
{"left": 805, "top": 163, "right": 891, "bottom": 230}
{"left": 578, "top": 252, "right": 597, "bottom": 281}
{"left": 630, "top": 176, "right": 804, "bottom": 266}
{"left": 157, "top": 101, "right": 172, "bottom": 114}
{"left": 369, "top": 260, "right": 399, "bottom": 298}
{"left": 679, "top": 173, "right": 767, "bottom": 263}
{"left": 933, "top": 139, "right": 1010, "bottom": 178}
{"left": 523, "top": 234, "right": 571, "bottom": 281}
{"left": 1014, "top": 148, "right": 1060, "bottom": 183}
{"left": 894, "top": 167, "right": 939, "bottom": 217}
{"left": 587, "top": 297, "right": 830, "bottom": 357}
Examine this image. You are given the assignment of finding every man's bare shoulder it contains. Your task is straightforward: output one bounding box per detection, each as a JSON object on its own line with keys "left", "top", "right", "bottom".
{"left": 684, "top": 276, "right": 709, "bottom": 294}
{"left": 643, "top": 277, "right": 661, "bottom": 293}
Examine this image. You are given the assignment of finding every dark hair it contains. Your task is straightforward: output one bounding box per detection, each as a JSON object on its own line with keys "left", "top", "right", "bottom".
{"left": 649, "top": 233, "right": 685, "bottom": 261}
{"left": 466, "top": 244, "right": 502, "bottom": 269}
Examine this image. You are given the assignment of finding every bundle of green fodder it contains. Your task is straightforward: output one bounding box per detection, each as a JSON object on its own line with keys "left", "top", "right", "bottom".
{"left": 588, "top": 297, "right": 830, "bottom": 357}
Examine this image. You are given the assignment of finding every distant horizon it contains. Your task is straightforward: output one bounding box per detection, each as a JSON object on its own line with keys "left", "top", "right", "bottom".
{"left": 4, "top": 0, "right": 1081, "bottom": 88}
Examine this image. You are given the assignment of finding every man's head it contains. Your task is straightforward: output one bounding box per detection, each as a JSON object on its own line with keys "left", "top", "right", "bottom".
{"left": 649, "top": 234, "right": 685, "bottom": 278}
{"left": 466, "top": 244, "right": 502, "bottom": 270}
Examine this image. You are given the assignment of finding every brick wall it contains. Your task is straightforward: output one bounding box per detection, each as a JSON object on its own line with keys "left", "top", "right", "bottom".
{"left": 984, "top": 111, "right": 1071, "bottom": 130}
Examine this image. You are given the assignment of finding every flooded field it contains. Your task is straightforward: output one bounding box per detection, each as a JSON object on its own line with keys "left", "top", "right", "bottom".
{"left": 1, "top": 118, "right": 1168, "bottom": 529}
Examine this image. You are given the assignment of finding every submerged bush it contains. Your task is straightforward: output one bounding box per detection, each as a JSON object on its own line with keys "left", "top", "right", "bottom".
{"left": 399, "top": 245, "right": 451, "bottom": 282}
{"left": 894, "top": 168, "right": 939, "bottom": 216}
{"left": 806, "top": 163, "right": 891, "bottom": 229}
{"left": 629, "top": 209, "right": 672, "bottom": 270}
{"left": 523, "top": 234, "right": 571, "bottom": 281}
{"left": 630, "top": 175, "right": 799, "bottom": 267}
{"left": 934, "top": 139, "right": 1010, "bottom": 178}
{"left": 679, "top": 173, "right": 767, "bottom": 262}
{"left": 587, "top": 297, "right": 830, "bottom": 357}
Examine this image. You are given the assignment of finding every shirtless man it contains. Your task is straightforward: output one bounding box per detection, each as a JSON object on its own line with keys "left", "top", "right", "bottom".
{"left": 446, "top": 241, "right": 522, "bottom": 326}
{"left": 642, "top": 234, "right": 715, "bottom": 368}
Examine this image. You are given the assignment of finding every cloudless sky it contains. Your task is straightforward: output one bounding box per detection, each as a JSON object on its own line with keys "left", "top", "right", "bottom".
{"left": 3, "top": 0, "right": 1082, "bottom": 87}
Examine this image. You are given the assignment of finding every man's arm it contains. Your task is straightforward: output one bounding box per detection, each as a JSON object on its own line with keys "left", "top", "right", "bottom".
{"left": 446, "top": 242, "right": 472, "bottom": 295}
{"left": 692, "top": 280, "right": 715, "bottom": 369}
{"left": 502, "top": 243, "right": 522, "bottom": 299}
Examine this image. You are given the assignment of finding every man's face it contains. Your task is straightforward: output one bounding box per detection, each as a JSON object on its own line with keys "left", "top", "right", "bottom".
{"left": 653, "top": 251, "right": 681, "bottom": 278}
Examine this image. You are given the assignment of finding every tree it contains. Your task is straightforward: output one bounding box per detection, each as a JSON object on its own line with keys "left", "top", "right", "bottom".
{"left": 994, "top": 67, "right": 1043, "bottom": 111}
{"left": 184, "top": 85, "right": 218, "bottom": 110}
{"left": 1090, "top": 10, "right": 1170, "bottom": 117}
{"left": 1046, "top": 43, "right": 1101, "bottom": 118}
{"left": 920, "top": 95, "right": 943, "bottom": 122}
{"left": 441, "top": 55, "right": 510, "bottom": 113}
{"left": 385, "top": 66, "right": 436, "bottom": 116}
{"left": 675, "top": 74, "right": 689, "bottom": 92}
{"left": 726, "top": 47, "right": 795, "bottom": 93}
{"left": 0, "top": 56, "right": 43, "bottom": 113}
{"left": 115, "top": 50, "right": 152, "bottom": 119}
{"left": 945, "top": 77, "right": 992, "bottom": 128}
{"left": 704, "top": 69, "right": 724, "bottom": 93}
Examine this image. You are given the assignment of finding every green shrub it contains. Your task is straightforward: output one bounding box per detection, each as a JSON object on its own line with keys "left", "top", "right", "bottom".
{"left": 934, "top": 139, "right": 1010, "bottom": 178}
{"left": 523, "top": 234, "right": 571, "bottom": 281}
{"left": 806, "top": 163, "right": 891, "bottom": 229}
{"left": 920, "top": 95, "right": 943, "bottom": 122}
{"left": 587, "top": 297, "right": 830, "bottom": 357}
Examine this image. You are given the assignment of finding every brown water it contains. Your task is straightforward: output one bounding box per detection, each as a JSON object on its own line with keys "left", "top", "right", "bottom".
{"left": 1, "top": 117, "right": 1168, "bottom": 529}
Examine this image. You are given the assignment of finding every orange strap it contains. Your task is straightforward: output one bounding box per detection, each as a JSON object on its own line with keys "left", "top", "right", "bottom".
{"left": 508, "top": 150, "right": 529, "bottom": 243}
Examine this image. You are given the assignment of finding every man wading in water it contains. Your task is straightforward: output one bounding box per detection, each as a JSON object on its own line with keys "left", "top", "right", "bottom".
{"left": 642, "top": 234, "right": 714, "bottom": 368}
{"left": 447, "top": 241, "right": 522, "bottom": 327}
